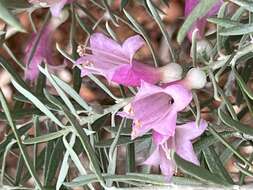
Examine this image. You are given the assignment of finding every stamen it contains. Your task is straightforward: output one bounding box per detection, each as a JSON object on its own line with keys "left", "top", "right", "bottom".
{"left": 123, "top": 104, "right": 134, "bottom": 115}
{"left": 83, "top": 60, "right": 94, "bottom": 67}
{"left": 77, "top": 44, "right": 87, "bottom": 57}
{"left": 85, "top": 47, "right": 129, "bottom": 63}
{"left": 162, "top": 144, "right": 171, "bottom": 160}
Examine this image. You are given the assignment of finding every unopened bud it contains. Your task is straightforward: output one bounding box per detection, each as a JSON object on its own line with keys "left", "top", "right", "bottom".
{"left": 184, "top": 68, "right": 207, "bottom": 89}
{"left": 159, "top": 63, "right": 183, "bottom": 83}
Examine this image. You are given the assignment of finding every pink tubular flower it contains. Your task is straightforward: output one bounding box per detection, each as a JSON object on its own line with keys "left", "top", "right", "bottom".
{"left": 76, "top": 33, "right": 182, "bottom": 87}
{"left": 29, "top": 0, "right": 72, "bottom": 17}
{"left": 144, "top": 120, "right": 207, "bottom": 179}
{"left": 24, "top": 25, "right": 53, "bottom": 80}
{"left": 124, "top": 81, "right": 192, "bottom": 139}
{"left": 185, "top": 0, "right": 223, "bottom": 40}
{"left": 24, "top": 10, "right": 68, "bottom": 80}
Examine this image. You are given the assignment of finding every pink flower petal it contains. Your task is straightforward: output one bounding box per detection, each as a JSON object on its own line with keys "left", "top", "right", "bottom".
{"left": 111, "top": 62, "right": 159, "bottom": 86}
{"left": 131, "top": 83, "right": 176, "bottom": 138}
{"left": 163, "top": 84, "right": 193, "bottom": 111}
{"left": 89, "top": 33, "right": 125, "bottom": 59}
{"left": 152, "top": 131, "right": 170, "bottom": 145}
{"left": 160, "top": 150, "right": 175, "bottom": 178}
{"left": 130, "top": 81, "right": 192, "bottom": 138}
{"left": 144, "top": 145, "right": 175, "bottom": 179}
{"left": 175, "top": 139, "right": 199, "bottom": 165}
{"left": 77, "top": 33, "right": 161, "bottom": 86}
{"left": 75, "top": 55, "right": 117, "bottom": 79}
{"left": 152, "top": 109, "right": 177, "bottom": 136}
{"left": 122, "top": 35, "right": 145, "bottom": 61}
{"left": 174, "top": 120, "right": 207, "bottom": 165}
{"left": 24, "top": 25, "right": 54, "bottom": 80}
{"left": 143, "top": 146, "right": 161, "bottom": 166}
{"left": 133, "top": 81, "right": 167, "bottom": 102}
{"left": 176, "top": 120, "right": 207, "bottom": 140}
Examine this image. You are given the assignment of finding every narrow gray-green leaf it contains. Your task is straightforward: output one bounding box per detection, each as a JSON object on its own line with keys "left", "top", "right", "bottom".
{"left": 207, "top": 17, "right": 241, "bottom": 27}
{"left": 218, "top": 109, "right": 253, "bottom": 136}
{"left": 173, "top": 152, "right": 231, "bottom": 186}
{"left": 44, "top": 90, "right": 105, "bottom": 187}
{"left": 194, "top": 131, "right": 237, "bottom": 154}
{"left": 2, "top": 0, "right": 30, "bottom": 9}
{"left": 11, "top": 79, "right": 65, "bottom": 128}
{"left": 233, "top": 67, "right": 253, "bottom": 100}
{"left": 64, "top": 173, "right": 168, "bottom": 187}
{"left": 219, "top": 23, "right": 253, "bottom": 36}
{"left": 56, "top": 134, "right": 75, "bottom": 190}
{"left": 44, "top": 138, "right": 64, "bottom": 186}
{"left": 39, "top": 65, "right": 78, "bottom": 117}
{"left": 46, "top": 70, "right": 92, "bottom": 112}
{"left": 203, "top": 146, "right": 234, "bottom": 184}
{"left": 220, "top": 139, "right": 244, "bottom": 164}
{"left": 177, "top": 0, "right": 219, "bottom": 43}
{"left": 62, "top": 134, "right": 90, "bottom": 176}
{"left": 230, "top": 0, "right": 253, "bottom": 12}
{"left": 0, "top": 2, "right": 25, "bottom": 32}
{"left": 0, "top": 89, "right": 42, "bottom": 189}
{"left": 146, "top": 0, "right": 175, "bottom": 62}
{"left": 0, "top": 56, "right": 28, "bottom": 89}
{"left": 208, "top": 125, "right": 252, "bottom": 167}
{"left": 236, "top": 163, "right": 253, "bottom": 177}
{"left": 23, "top": 129, "right": 70, "bottom": 144}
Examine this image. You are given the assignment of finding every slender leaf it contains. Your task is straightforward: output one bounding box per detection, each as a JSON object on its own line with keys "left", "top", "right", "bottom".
{"left": 56, "top": 134, "right": 75, "bottom": 190}
{"left": 44, "top": 138, "right": 64, "bottom": 186}
{"left": 203, "top": 146, "right": 234, "bottom": 184}
{"left": 0, "top": 2, "right": 25, "bottom": 32}
{"left": 0, "top": 89, "right": 43, "bottom": 189}
{"left": 207, "top": 18, "right": 242, "bottom": 27}
{"left": 39, "top": 65, "right": 78, "bottom": 117}
{"left": 208, "top": 125, "right": 252, "bottom": 167}
{"left": 11, "top": 79, "right": 65, "bottom": 128}
{"left": 146, "top": 0, "right": 175, "bottom": 62}
{"left": 177, "top": 0, "right": 219, "bottom": 43}
{"left": 23, "top": 129, "right": 70, "bottom": 144}
{"left": 218, "top": 109, "right": 253, "bottom": 136}
{"left": 220, "top": 139, "right": 244, "bottom": 164}
{"left": 64, "top": 173, "right": 168, "bottom": 187}
{"left": 2, "top": 0, "right": 31, "bottom": 9}
{"left": 42, "top": 68, "right": 92, "bottom": 112}
{"left": 44, "top": 90, "right": 105, "bottom": 187}
{"left": 230, "top": 0, "right": 253, "bottom": 12}
{"left": 233, "top": 67, "right": 253, "bottom": 100}
{"left": 220, "top": 23, "right": 253, "bottom": 36}
{"left": 194, "top": 131, "right": 237, "bottom": 154}
{"left": 173, "top": 152, "right": 231, "bottom": 186}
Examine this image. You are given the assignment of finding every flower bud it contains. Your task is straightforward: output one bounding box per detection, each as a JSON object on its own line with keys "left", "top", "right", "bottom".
{"left": 158, "top": 63, "right": 183, "bottom": 83}
{"left": 184, "top": 68, "right": 207, "bottom": 89}
{"left": 191, "top": 39, "right": 213, "bottom": 59}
